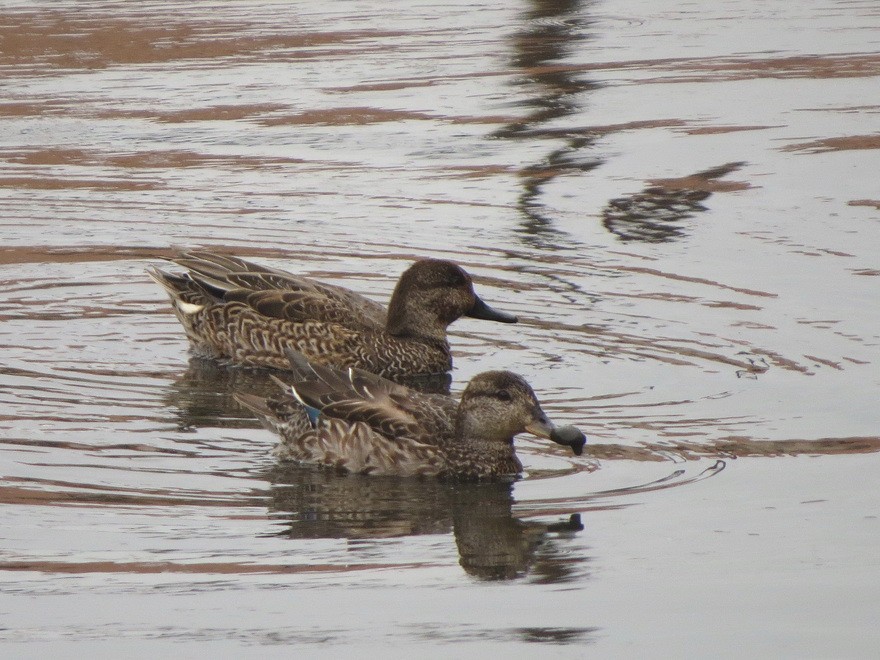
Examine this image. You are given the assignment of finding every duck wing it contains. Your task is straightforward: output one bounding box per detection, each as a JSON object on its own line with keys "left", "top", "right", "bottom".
{"left": 151, "top": 263, "right": 352, "bottom": 325}
{"left": 236, "top": 390, "right": 442, "bottom": 476}
{"left": 171, "top": 251, "right": 386, "bottom": 328}
{"left": 224, "top": 288, "right": 366, "bottom": 326}
{"left": 290, "top": 376, "right": 424, "bottom": 443}
{"left": 284, "top": 349, "right": 456, "bottom": 440}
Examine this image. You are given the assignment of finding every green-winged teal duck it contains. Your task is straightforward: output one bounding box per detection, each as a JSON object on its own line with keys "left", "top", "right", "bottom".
{"left": 148, "top": 252, "right": 516, "bottom": 379}
{"left": 235, "top": 350, "right": 586, "bottom": 479}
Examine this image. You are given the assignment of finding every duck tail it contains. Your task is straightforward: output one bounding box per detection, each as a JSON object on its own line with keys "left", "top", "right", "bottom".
{"left": 174, "top": 251, "right": 264, "bottom": 279}
{"left": 234, "top": 393, "right": 290, "bottom": 436}
{"left": 147, "top": 265, "right": 227, "bottom": 309}
{"left": 233, "top": 393, "right": 274, "bottom": 421}
{"left": 146, "top": 266, "right": 189, "bottom": 297}
{"left": 235, "top": 390, "right": 320, "bottom": 434}
{"left": 284, "top": 347, "right": 322, "bottom": 382}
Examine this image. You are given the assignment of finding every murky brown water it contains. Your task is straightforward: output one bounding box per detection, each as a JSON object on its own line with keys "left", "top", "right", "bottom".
{"left": 1, "top": 0, "right": 878, "bottom": 656}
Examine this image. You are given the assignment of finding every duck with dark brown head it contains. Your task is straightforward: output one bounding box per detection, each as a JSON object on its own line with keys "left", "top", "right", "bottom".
{"left": 148, "top": 252, "right": 516, "bottom": 382}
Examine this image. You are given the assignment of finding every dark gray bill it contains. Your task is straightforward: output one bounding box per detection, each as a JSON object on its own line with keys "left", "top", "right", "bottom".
{"left": 467, "top": 295, "right": 518, "bottom": 324}
{"left": 550, "top": 425, "right": 587, "bottom": 456}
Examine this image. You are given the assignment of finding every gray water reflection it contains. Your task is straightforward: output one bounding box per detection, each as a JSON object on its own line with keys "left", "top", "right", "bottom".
{"left": 266, "top": 467, "right": 587, "bottom": 581}
{"left": 496, "top": 0, "right": 602, "bottom": 250}
{"left": 602, "top": 162, "right": 747, "bottom": 242}
{"left": 411, "top": 623, "right": 598, "bottom": 646}
{"left": 165, "top": 359, "right": 280, "bottom": 431}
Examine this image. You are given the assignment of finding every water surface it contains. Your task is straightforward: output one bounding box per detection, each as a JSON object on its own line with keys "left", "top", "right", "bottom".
{"left": 1, "top": 0, "right": 879, "bottom": 657}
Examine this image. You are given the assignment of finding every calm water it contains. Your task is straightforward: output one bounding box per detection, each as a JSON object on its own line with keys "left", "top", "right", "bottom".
{"left": 1, "top": 0, "right": 879, "bottom": 657}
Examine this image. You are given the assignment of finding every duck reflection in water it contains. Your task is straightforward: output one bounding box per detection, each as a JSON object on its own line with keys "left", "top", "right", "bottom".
{"left": 602, "top": 162, "right": 747, "bottom": 243}
{"left": 267, "top": 466, "right": 586, "bottom": 581}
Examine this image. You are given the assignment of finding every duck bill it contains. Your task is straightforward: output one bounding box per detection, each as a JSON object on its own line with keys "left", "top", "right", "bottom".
{"left": 466, "top": 295, "right": 518, "bottom": 324}
{"left": 525, "top": 415, "right": 587, "bottom": 457}
{"left": 549, "top": 425, "right": 587, "bottom": 456}
{"left": 525, "top": 416, "right": 556, "bottom": 440}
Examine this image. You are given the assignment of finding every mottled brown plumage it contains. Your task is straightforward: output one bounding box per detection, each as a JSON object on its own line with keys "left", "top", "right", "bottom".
{"left": 148, "top": 251, "right": 516, "bottom": 379}
{"left": 234, "top": 351, "right": 586, "bottom": 479}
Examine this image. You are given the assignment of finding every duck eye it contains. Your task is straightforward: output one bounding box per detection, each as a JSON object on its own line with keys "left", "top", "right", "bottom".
{"left": 495, "top": 390, "right": 512, "bottom": 402}
{"left": 447, "top": 273, "right": 466, "bottom": 287}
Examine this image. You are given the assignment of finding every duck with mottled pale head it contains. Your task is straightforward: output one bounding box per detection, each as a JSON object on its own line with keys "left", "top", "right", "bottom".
{"left": 235, "top": 350, "right": 586, "bottom": 480}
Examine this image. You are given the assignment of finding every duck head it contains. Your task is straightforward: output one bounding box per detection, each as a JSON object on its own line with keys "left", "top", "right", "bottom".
{"left": 456, "top": 371, "right": 585, "bottom": 455}
{"left": 386, "top": 260, "right": 517, "bottom": 340}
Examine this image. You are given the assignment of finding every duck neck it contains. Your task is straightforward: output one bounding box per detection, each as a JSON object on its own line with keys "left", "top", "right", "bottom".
{"left": 386, "top": 301, "right": 449, "bottom": 342}
{"left": 455, "top": 414, "right": 518, "bottom": 465}
{"left": 445, "top": 433, "right": 521, "bottom": 479}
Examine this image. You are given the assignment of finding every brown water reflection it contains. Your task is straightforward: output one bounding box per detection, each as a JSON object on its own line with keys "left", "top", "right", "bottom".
{"left": 0, "top": 10, "right": 404, "bottom": 70}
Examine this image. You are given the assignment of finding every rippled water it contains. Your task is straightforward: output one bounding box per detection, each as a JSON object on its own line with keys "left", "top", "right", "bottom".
{"left": 1, "top": 0, "right": 878, "bottom": 656}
